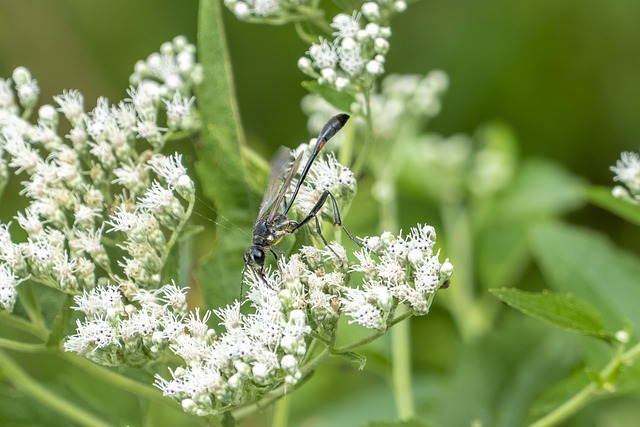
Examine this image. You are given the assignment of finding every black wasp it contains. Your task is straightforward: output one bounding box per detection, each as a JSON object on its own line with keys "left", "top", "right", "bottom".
{"left": 243, "top": 113, "right": 357, "bottom": 280}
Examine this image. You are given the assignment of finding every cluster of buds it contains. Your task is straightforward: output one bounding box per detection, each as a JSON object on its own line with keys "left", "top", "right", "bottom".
{"left": 151, "top": 226, "right": 451, "bottom": 416}
{"left": 611, "top": 151, "right": 640, "bottom": 204}
{"left": 0, "top": 36, "right": 199, "bottom": 311}
{"left": 298, "top": 0, "right": 408, "bottom": 102}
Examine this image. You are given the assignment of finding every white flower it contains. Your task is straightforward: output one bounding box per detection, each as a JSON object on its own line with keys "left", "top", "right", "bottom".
{"left": 127, "top": 83, "right": 160, "bottom": 114}
{"left": 308, "top": 39, "right": 338, "bottom": 69}
{"left": 113, "top": 163, "right": 149, "bottom": 192}
{"left": 15, "top": 209, "right": 43, "bottom": 236}
{"left": 366, "top": 59, "right": 384, "bottom": 75}
{"left": 361, "top": 2, "right": 381, "bottom": 21}
{"left": 138, "top": 181, "right": 176, "bottom": 213}
{"left": 253, "top": 0, "right": 280, "bottom": 16}
{"left": 342, "top": 287, "right": 386, "bottom": 330}
{"left": 73, "top": 204, "right": 102, "bottom": 229}
{"left": 135, "top": 113, "right": 166, "bottom": 143}
{"left": 148, "top": 153, "right": 188, "bottom": 189}
{"left": 65, "top": 317, "right": 118, "bottom": 353}
{"left": 106, "top": 205, "right": 140, "bottom": 233}
{"left": 54, "top": 89, "right": 84, "bottom": 122}
{"left": 611, "top": 151, "right": 640, "bottom": 194}
{"left": 0, "top": 264, "right": 18, "bottom": 311}
{"left": 331, "top": 13, "right": 361, "bottom": 39}
{"left": 72, "top": 285, "right": 125, "bottom": 319}
{"left": 337, "top": 45, "right": 365, "bottom": 76}
{"left": 164, "top": 92, "right": 195, "bottom": 127}
{"left": 53, "top": 252, "right": 78, "bottom": 289}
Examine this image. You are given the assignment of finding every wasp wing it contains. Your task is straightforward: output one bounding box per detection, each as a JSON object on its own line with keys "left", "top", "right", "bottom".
{"left": 256, "top": 147, "right": 302, "bottom": 221}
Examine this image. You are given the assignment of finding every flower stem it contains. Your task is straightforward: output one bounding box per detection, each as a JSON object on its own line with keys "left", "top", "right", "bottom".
{"left": 272, "top": 394, "right": 290, "bottom": 427}
{"left": 439, "top": 201, "right": 488, "bottom": 341}
{"left": 0, "top": 337, "right": 47, "bottom": 352}
{"left": 391, "top": 305, "right": 415, "bottom": 420}
{"left": 528, "top": 341, "right": 640, "bottom": 427}
{"left": 0, "top": 349, "right": 112, "bottom": 427}
{"left": 333, "top": 309, "right": 413, "bottom": 353}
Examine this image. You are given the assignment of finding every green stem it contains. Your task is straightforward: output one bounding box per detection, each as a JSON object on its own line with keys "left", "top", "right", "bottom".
{"left": 160, "top": 193, "right": 196, "bottom": 268}
{"left": 17, "top": 282, "right": 45, "bottom": 328}
{"left": 0, "top": 337, "right": 48, "bottom": 352}
{"left": 528, "top": 341, "right": 640, "bottom": 427}
{"left": 0, "top": 349, "right": 112, "bottom": 427}
{"left": 439, "top": 202, "right": 487, "bottom": 341}
{"left": 272, "top": 394, "right": 290, "bottom": 427}
{"left": 391, "top": 305, "right": 414, "bottom": 420}
{"left": 333, "top": 309, "right": 413, "bottom": 353}
{"left": 0, "top": 313, "right": 49, "bottom": 340}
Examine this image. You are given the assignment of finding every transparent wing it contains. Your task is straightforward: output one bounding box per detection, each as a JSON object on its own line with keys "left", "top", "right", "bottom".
{"left": 256, "top": 147, "right": 302, "bottom": 221}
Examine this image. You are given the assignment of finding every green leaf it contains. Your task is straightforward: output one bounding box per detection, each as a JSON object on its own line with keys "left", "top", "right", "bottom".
{"left": 196, "top": 0, "right": 257, "bottom": 309}
{"left": 302, "top": 81, "right": 356, "bottom": 112}
{"left": 490, "top": 288, "right": 615, "bottom": 341}
{"left": 530, "top": 222, "right": 640, "bottom": 331}
{"left": 477, "top": 158, "right": 585, "bottom": 289}
{"left": 587, "top": 186, "right": 640, "bottom": 226}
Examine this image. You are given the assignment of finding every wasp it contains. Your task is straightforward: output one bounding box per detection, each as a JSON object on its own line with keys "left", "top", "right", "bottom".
{"left": 243, "top": 113, "right": 357, "bottom": 280}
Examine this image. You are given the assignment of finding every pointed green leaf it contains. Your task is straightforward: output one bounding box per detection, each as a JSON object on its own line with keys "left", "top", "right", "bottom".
{"left": 302, "top": 81, "right": 356, "bottom": 112}
{"left": 587, "top": 186, "right": 640, "bottom": 226}
{"left": 196, "top": 0, "right": 257, "bottom": 309}
{"left": 490, "top": 288, "right": 615, "bottom": 341}
{"left": 530, "top": 222, "right": 640, "bottom": 331}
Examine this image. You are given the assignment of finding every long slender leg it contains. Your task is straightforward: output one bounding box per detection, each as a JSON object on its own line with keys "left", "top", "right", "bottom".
{"left": 291, "top": 190, "right": 361, "bottom": 247}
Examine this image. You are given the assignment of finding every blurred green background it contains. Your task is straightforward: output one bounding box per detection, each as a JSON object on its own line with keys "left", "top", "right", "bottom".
{"left": 2, "top": 1, "right": 640, "bottom": 426}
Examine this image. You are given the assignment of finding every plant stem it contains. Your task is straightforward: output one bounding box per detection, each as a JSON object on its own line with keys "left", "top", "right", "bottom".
{"left": 391, "top": 305, "right": 414, "bottom": 420}
{"left": 440, "top": 202, "right": 487, "bottom": 341}
{"left": 0, "top": 349, "right": 112, "bottom": 427}
{"left": 528, "top": 341, "right": 640, "bottom": 427}
{"left": 272, "top": 394, "right": 290, "bottom": 427}
{"left": 333, "top": 308, "right": 413, "bottom": 353}
{"left": 0, "top": 337, "right": 47, "bottom": 352}
{"left": 0, "top": 313, "right": 49, "bottom": 340}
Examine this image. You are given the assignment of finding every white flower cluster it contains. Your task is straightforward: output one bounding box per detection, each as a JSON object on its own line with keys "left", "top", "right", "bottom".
{"left": 289, "top": 145, "right": 357, "bottom": 220}
{"left": 611, "top": 151, "right": 640, "bottom": 204}
{"left": 298, "top": 0, "right": 407, "bottom": 99}
{"left": 64, "top": 282, "right": 191, "bottom": 367}
{"left": 150, "top": 225, "right": 451, "bottom": 416}
{"left": 64, "top": 224, "right": 450, "bottom": 415}
{"left": 302, "top": 71, "right": 450, "bottom": 138}
{"left": 349, "top": 225, "right": 453, "bottom": 321}
{"left": 223, "top": 0, "right": 312, "bottom": 21}
{"left": 155, "top": 269, "right": 313, "bottom": 416}
{"left": 372, "top": 71, "right": 450, "bottom": 137}
{"left": 0, "top": 36, "right": 199, "bottom": 311}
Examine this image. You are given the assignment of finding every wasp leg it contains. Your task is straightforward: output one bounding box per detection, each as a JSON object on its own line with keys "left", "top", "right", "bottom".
{"left": 268, "top": 246, "right": 287, "bottom": 288}
{"left": 292, "top": 190, "right": 362, "bottom": 248}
